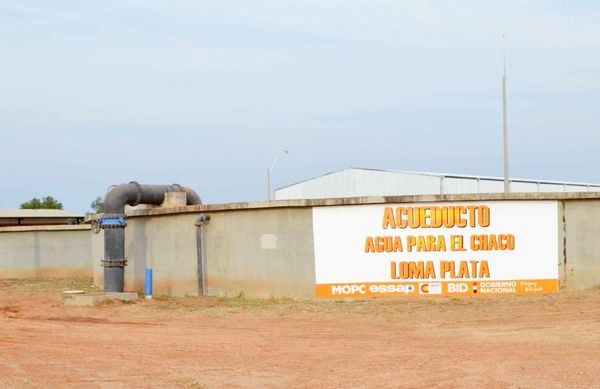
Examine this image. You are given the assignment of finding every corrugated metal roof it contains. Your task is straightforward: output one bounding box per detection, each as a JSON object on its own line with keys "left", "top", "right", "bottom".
{"left": 0, "top": 209, "right": 83, "bottom": 218}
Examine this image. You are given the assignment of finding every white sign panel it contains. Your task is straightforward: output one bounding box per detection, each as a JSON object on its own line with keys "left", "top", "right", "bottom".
{"left": 312, "top": 201, "right": 559, "bottom": 298}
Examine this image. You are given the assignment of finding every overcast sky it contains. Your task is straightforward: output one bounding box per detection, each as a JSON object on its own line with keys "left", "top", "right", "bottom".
{"left": 1, "top": 0, "right": 599, "bottom": 212}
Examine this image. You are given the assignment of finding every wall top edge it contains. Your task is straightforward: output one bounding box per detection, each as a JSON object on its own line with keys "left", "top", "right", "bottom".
{"left": 0, "top": 224, "right": 92, "bottom": 233}
{"left": 81, "top": 192, "right": 600, "bottom": 220}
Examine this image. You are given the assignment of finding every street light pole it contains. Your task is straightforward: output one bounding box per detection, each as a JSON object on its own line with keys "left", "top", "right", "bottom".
{"left": 502, "top": 31, "right": 510, "bottom": 193}
{"left": 267, "top": 148, "right": 288, "bottom": 201}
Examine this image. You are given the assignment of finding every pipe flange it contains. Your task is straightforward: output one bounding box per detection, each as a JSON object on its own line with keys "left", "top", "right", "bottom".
{"left": 129, "top": 181, "right": 143, "bottom": 206}
{"left": 102, "top": 223, "right": 127, "bottom": 229}
{"left": 101, "top": 259, "right": 128, "bottom": 268}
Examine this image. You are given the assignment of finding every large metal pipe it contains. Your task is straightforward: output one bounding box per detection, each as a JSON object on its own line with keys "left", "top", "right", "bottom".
{"left": 100, "top": 182, "right": 201, "bottom": 292}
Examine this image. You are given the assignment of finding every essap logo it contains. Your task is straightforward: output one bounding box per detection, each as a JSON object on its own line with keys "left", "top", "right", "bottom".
{"left": 419, "top": 282, "right": 442, "bottom": 295}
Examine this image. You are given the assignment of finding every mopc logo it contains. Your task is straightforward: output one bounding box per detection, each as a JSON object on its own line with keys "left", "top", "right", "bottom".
{"left": 331, "top": 284, "right": 366, "bottom": 295}
{"left": 419, "top": 282, "right": 442, "bottom": 295}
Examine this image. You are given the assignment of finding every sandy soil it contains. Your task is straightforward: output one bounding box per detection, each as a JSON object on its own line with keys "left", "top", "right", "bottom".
{"left": 1, "top": 278, "right": 599, "bottom": 388}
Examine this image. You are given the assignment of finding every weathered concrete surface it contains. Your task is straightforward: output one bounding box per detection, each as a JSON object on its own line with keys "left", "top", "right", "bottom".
{"left": 0, "top": 225, "right": 92, "bottom": 279}
{"left": 162, "top": 192, "right": 187, "bottom": 208}
{"left": 91, "top": 215, "right": 199, "bottom": 296}
{"left": 563, "top": 200, "right": 600, "bottom": 289}
{"left": 91, "top": 228, "right": 104, "bottom": 289}
{"left": 123, "top": 213, "right": 199, "bottom": 297}
{"left": 62, "top": 293, "right": 103, "bottom": 307}
{"left": 62, "top": 291, "right": 138, "bottom": 306}
{"left": 100, "top": 207, "right": 316, "bottom": 299}
{"left": 557, "top": 201, "right": 566, "bottom": 288}
{"left": 85, "top": 193, "right": 600, "bottom": 298}
{"left": 202, "top": 208, "right": 315, "bottom": 299}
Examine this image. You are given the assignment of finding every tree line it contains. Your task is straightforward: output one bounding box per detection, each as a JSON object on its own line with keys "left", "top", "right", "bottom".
{"left": 19, "top": 196, "right": 104, "bottom": 214}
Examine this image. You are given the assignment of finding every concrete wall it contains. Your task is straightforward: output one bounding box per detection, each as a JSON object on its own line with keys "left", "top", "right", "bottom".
{"left": 0, "top": 225, "right": 92, "bottom": 279}
{"left": 92, "top": 214, "right": 199, "bottom": 297}
{"left": 563, "top": 200, "right": 600, "bottom": 289}
{"left": 2, "top": 194, "right": 596, "bottom": 298}
{"left": 92, "top": 208, "right": 316, "bottom": 298}
{"left": 111, "top": 193, "right": 600, "bottom": 298}
{"left": 202, "top": 208, "right": 315, "bottom": 299}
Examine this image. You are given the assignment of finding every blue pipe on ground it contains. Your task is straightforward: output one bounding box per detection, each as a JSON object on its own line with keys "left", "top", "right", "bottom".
{"left": 145, "top": 268, "right": 153, "bottom": 299}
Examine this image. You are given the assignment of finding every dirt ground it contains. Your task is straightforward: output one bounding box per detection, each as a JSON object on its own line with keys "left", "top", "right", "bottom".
{"left": 1, "top": 278, "right": 599, "bottom": 389}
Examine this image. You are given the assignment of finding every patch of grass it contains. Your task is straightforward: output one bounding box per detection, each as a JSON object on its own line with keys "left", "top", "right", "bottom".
{"left": 187, "top": 384, "right": 207, "bottom": 389}
{"left": 3, "top": 278, "right": 586, "bottom": 320}
{"left": 147, "top": 293, "right": 299, "bottom": 317}
{"left": 174, "top": 378, "right": 208, "bottom": 389}
{"left": 0, "top": 277, "right": 96, "bottom": 296}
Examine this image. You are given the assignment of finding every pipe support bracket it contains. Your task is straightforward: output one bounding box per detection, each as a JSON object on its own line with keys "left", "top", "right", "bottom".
{"left": 101, "top": 259, "right": 128, "bottom": 268}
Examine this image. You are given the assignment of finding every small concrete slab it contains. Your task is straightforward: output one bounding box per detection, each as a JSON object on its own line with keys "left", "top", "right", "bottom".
{"left": 62, "top": 291, "right": 139, "bottom": 306}
{"left": 103, "top": 292, "right": 138, "bottom": 302}
{"left": 62, "top": 293, "right": 104, "bottom": 307}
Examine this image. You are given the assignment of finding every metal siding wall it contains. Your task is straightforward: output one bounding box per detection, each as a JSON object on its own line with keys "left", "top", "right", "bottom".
{"left": 510, "top": 182, "right": 539, "bottom": 192}
{"left": 356, "top": 170, "right": 442, "bottom": 196}
{"left": 540, "top": 183, "right": 566, "bottom": 192}
{"left": 275, "top": 185, "right": 302, "bottom": 200}
{"left": 275, "top": 169, "right": 600, "bottom": 199}
{"left": 442, "top": 177, "right": 478, "bottom": 194}
{"left": 276, "top": 169, "right": 442, "bottom": 199}
{"left": 477, "top": 180, "right": 504, "bottom": 193}
{"left": 276, "top": 171, "right": 348, "bottom": 200}
{"left": 565, "top": 185, "right": 590, "bottom": 192}
{"left": 402, "top": 173, "right": 441, "bottom": 195}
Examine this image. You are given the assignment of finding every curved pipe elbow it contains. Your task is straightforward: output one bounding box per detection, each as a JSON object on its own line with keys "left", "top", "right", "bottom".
{"left": 181, "top": 186, "right": 202, "bottom": 205}
{"left": 104, "top": 183, "right": 140, "bottom": 214}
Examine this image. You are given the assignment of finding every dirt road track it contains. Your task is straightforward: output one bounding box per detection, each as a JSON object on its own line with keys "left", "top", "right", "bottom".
{"left": 1, "top": 278, "right": 599, "bottom": 388}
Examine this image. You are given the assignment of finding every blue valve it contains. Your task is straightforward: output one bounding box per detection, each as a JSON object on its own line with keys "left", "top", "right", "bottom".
{"left": 98, "top": 216, "right": 127, "bottom": 228}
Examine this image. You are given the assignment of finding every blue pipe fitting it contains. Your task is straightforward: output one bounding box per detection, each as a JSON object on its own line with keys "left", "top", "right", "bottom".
{"left": 145, "top": 268, "right": 153, "bottom": 299}
{"left": 98, "top": 215, "right": 127, "bottom": 229}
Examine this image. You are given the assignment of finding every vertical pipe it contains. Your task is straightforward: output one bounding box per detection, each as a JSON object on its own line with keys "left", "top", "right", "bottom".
{"left": 145, "top": 268, "right": 153, "bottom": 299}
{"left": 195, "top": 214, "right": 210, "bottom": 296}
{"left": 104, "top": 228, "right": 125, "bottom": 292}
{"left": 196, "top": 226, "right": 204, "bottom": 296}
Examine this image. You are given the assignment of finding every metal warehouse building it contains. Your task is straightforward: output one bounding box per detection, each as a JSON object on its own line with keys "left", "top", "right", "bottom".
{"left": 275, "top": 168, "right": 600, "bottom": 200}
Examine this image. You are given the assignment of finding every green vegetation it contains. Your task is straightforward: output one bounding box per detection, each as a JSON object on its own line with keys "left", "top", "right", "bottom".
{"left": 89, "top": 196, "right": 105, "bottom": 214}
{"left": 20, "top": 196, "right": 63, "bottom": 210}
